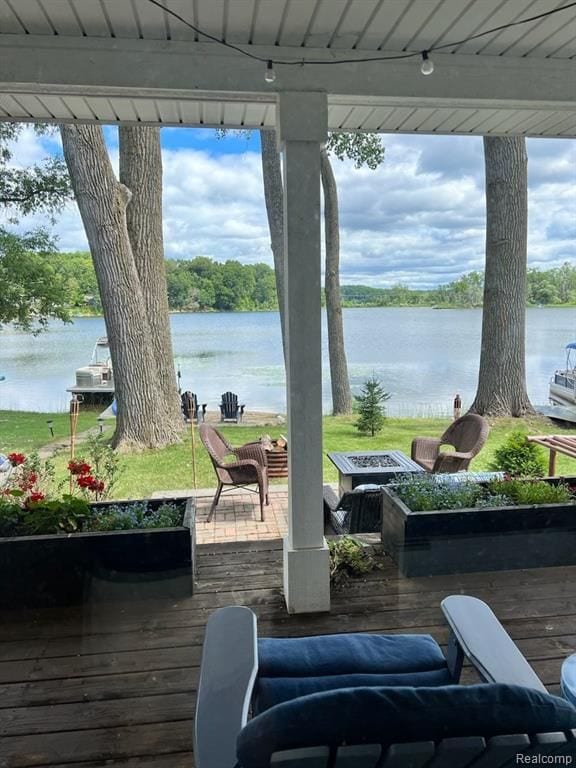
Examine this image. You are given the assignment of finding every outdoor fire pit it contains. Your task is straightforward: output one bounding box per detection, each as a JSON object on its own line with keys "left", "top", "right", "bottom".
{"left": 328, "top": 450, "right": 424, "bottom": 495}
{"left": 347, "top": 455, "right": 401, "bottom": 469}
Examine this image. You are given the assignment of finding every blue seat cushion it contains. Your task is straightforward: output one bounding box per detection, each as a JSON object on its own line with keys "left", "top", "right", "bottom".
{"left": 237, "top": 684, "right": 576, "bottom": 768}
{"left": 255, "top": 633, "right": 452, "bottom": 714}
{"left": 255, "top": 668, "right": 454, "bottom": 713}
{"left": 258, "top": 633, "right": 448, "bottom": 677}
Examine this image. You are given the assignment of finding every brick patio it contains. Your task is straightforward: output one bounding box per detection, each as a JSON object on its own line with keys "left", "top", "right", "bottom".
{"left": 152, "top": 486, "right": 289, "bottom": 544}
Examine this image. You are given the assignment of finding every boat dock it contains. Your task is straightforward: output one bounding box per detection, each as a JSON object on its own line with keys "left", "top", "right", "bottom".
{"left": 537, "top": 404, "right": 576, "bottom": 425}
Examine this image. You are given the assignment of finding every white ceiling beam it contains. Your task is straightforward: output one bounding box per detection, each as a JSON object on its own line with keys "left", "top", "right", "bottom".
{"left": 0, "top": 35, "right": 574, "bottom": 113}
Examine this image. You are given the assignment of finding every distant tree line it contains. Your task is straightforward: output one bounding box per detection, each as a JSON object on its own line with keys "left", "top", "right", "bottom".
{"left": 340, "top": 262, "right": 576, "bottom": 308}
{"left": 165, "top": 256, "right": 277, "bottom": 311}
{"left": 19, "top": 252, "right": 576, "bottom": 317}
{"left": 42, "top": 252, "right": 278, "bottom": 313}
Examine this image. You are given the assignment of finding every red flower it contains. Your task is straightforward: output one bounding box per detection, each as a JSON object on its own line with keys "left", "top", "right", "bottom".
{"left": 76, "top": 475, "right": 104, "bottom": 494}
{"left": 17, "top": 470, "right": 39, "bottom": 493}
{"left": 77, "top": 474, "right": 96, "bottom": 488}
{"left": 68, "top": 460, "right": 92, "bottom": 476}
{"left": 7, "top": 452, "right": 25, "bottom": 467}
{"left": 26, "top": 492, "right": 45, "bottom": 505}
{"left": 89, "top": 479, "right": 105, "bottom": 494}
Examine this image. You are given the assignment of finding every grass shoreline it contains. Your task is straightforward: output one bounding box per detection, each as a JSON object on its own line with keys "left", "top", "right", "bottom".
{"left": 1, "top": 410, "right": 575, "bottom": 500}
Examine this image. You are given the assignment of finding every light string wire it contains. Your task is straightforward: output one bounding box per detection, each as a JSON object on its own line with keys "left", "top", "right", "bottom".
{"left": 144, "top": 0, "right": 576, "bottom": 66}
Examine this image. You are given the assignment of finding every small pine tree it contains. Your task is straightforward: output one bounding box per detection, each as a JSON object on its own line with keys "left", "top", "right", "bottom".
{"left": 354, "top": 376, "right": 391, "bottom": 436}
{"left": 489, "top": 430, "right": 547, "bottom": 477}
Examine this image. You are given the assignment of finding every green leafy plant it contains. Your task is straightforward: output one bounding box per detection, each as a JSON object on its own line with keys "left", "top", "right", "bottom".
{"left": 0, "top": 449, "right": 182, "bottom": 537}
{"left": 0, "top": 496, "right": 184, "bottom": 538}
{"left": 489, "top": 431, "right": 547, "bottom": 477}
{"left": 488, "top": 478, "right": 573, "bottom": 506}
{"left": 393, "top": 476, "right": 488, "bottom": 511}
{"left": 328, "top": 536, "right": 383, "bottom": 589}
{"left": 392, "top": 475, "right": 575, "bottom": 513}
{"left": 68, "top": 434, "right": 124, "bottom": 501}
{"left": 354, "top": 376, "right": 391, "bottom": 436}
{"left": 0, "top": 451, "right": 60, "bottom": 535}
{"left": 0, "top": 494, "right": 90, "bottom": 537}
{"left": 88, "top": 501, "right": 183, "bottom": 532}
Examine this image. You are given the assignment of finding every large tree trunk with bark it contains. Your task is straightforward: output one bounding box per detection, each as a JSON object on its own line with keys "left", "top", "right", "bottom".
{"left": 60, "top": 125, "right": 181, "bottom": 450}
{"left": 259, "top": 129, "right": 286, "bottom": 363}
{"left": 320, "top": 146, "right": 352, "bottom": 415}
{"left": 469, "top": 136, "right": 535, "bottom": 417}
{"left": 118, "top": 126, "right": 181, "bottom": 428}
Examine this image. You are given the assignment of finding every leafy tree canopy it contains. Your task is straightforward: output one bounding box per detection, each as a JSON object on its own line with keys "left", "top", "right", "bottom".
{"left": 0, "top": 124, "right": 73, "bottom": 332}
{"left": 0, "top": 125, "right": 71, "bottom": 218}
{"left": 326, "top": 133, "right": 384, "bottom": 169}
{"left": 0, "top": 229, "right": 71, "bottom": 333}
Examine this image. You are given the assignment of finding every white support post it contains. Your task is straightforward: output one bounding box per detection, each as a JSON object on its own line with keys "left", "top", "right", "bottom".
{"left": 278, "top": 91, "right": 330, "bottom": 614}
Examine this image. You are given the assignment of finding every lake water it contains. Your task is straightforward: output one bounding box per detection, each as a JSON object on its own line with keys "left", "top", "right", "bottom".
{"left": 0, "top": 307, "right": 574, "bottom": 415}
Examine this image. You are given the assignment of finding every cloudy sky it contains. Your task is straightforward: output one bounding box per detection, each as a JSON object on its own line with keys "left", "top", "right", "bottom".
{"left": 9, "top": 125, "right": 576, "bottom": 290}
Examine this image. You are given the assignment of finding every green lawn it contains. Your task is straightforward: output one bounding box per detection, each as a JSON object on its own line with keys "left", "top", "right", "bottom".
{"left": 0, "top": 410, "right": 97, "bottom": 455}
{"left": 2, "top": 410, "right": 575, "bottom": 500}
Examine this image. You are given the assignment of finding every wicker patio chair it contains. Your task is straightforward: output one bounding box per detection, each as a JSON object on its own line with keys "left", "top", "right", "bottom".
{"left": 411, "top": 413, "right": 489, "bottom": 473}
{"left": 199, "top": 424, "right": 269, "bottom": 522}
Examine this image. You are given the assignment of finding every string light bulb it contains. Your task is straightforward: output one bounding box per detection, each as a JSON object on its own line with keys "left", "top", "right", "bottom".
{"left": 147, "top": 0, "right": 576, "bottom": 75}
{"left": 264, "top": 60, "right": 276, "bottom": 83}
{"left": 420, "top": 51, "right": 434, "bottom": 76}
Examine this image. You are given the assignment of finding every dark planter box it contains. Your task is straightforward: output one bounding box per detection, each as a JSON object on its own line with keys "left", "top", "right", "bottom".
{"left": 381, "top": 478, "right": 576, "bottom": 577}
{"left": 0, "top": 497, "right": 195, "bottom": 608}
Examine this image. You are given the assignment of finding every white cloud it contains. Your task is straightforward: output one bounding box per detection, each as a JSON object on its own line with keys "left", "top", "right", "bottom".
{"left": 7, "top": 126, "right": 575, "bottom": 290}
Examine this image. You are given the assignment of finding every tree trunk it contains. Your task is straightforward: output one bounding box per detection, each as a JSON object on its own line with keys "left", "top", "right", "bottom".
{"left": 320, "top": 146, "right": 352, "bottom": 415}
{"left": 469, "top": 136, "right": 535, "bottom": 417}
{"left": 259, "top": 129, "right": 286, "bottom": 363}
{"left": 118, "top": 126, "right": 182, "bottom": 429}
{"left": 60, "top": 125, "right": 181, "bottom": 450}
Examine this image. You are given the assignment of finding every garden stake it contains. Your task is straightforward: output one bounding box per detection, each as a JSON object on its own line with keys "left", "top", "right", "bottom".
{"left": 69, "top": 395, "right": 80, "bottom": 494}
{"left": 190, "top": 399, "right": 197, "bottom": 489}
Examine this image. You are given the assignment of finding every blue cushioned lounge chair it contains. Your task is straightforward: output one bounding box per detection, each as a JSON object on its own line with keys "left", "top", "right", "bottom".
{"left": 194, "top": 595, "right": 576, "bottom": 768}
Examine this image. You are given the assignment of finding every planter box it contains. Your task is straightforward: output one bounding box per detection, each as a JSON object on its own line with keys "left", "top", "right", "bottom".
{"left": 381, "top": 478, "right": 576, "bottom": 577}
{"left": 0, "top": 497, "right": 195, "bottom": 608}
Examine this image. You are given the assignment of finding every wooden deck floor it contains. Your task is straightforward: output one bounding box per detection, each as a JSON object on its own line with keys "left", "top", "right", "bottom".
{"left": 1, "top": 540, "right": 576, "bottom": 766}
